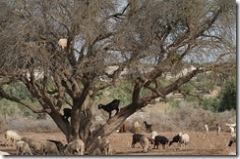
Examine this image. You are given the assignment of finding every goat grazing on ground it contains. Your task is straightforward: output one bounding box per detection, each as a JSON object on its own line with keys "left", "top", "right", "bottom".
{"left": 98, "top": 99, "right": 120, "bottom": 119}
{"left": 41, "top": 140, "right": 60, "bottom": 155}
{"left": 153, "top": 135, "right": 169, "bottom": 149}
{"left": 178, "top": 132, "right": 190, "bottom": 150}
{"left": 5, "top": 130, "right": 22, "bottom": 146}
{"left": 143, "top": 121, "right": 153, "bottom": 133}
{"left": 97, "top": 136, "right": 113, "bottom": 155}
{"left": 20, "top": 137, "right": 38, "bottom": 153}
{"left": 0, "top": 151, "right": 10, "bottom": 155}
{"left": 139, "top": 135, "right": 150, "bottom": 153}
{"left": 16, "top": 140, "right": 33, "bottom": 155}
{"left": 169, "top": 132, "right": 189, "bottom": 150}
{"left": 64, "top": 139, "right": 84, "bottom": 155}
{"left": 131, "top": 133, "right": 144, "bottom": 148}
{"left": 228, "top": 132, "right": 236, "bottom": 147}
{"left": 169, "top": 134, "right": 180, "bottom": 146}
{"left": 47, "top": 139, "right": 65, "bottom": 154}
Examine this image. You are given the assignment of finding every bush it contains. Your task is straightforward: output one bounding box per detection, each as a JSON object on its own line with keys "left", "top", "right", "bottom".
{"left": 6, "top": 115, "right": 60, "bottom": 133}
{"left": 128, "top": 101, "right": 236, "bottom": 132}
{"left": 0, "top": 115, "right": 8, "bottom": 133}
{"left": 218, "top": 77, "right": 236, "bottom": 112}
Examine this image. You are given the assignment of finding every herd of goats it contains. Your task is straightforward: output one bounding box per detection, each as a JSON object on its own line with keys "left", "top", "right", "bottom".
{"left": 0, "top": 99, "right": 237, "bottom": 155}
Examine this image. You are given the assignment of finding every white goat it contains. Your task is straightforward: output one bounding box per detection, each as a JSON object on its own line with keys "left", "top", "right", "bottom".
{"left": 178, "top": 132, "right": 190, "bottom": 150}
{"left": 0, "top": 150, "right": 10, "bottom": 155}
{"left": 16, "top": 140, "right": 33, "bottom": 155}
{"left": 216, "top": 124, "right": 221, "bottom": 135}
{"left": 228, "top": 152, "right": 236, "bottom": 155}
{"left": 228, "top": 132, "right": 236, "bottom": 147}
{"left": 21, "top": 137, "right": 37, "bottom": 150}
{"left": 5, "top": 130, "right": 21, "bottom": 146}
{"left": 139, "top": 135, "right": 150, "bottom": 153}
{"left": 97, "top": 136, "right": 113, "bottom": 155}
{"left": 204, "top": 125, "right": 209, "bottom": 133}
{"left": 58, "top": 38, "right": 67, "bottom": 49}
{"left": 133, "top": 121, "right": 141, "bottom": 133}
{"left": 151, "top": 131, "right": 158, "bottom": 140}
{"left": 226, "top": 123, "right": 236, "bottom": 135}
{"left": 41, "top": 140, "right": 60, "bottom": 155}
{"left": 64, "top": 139, "right": 85, "bottom": 155}
{"left": 229, "top": 126, "right": 235, "bottom": 135}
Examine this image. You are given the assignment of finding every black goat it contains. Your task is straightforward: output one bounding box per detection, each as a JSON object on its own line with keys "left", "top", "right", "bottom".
{"left": 131, "top": 133, "right": 144, "bottom": 148}
{"left": 98, "top": 99, "right": 120, "bottom": 119}
{"left": 153, "top": 135, "right": 169, "bottom": 149}
{"left": 47, "top": 139, "right": 65, "bottom": 154}
{"left": 228, "top": 133, "right": 236, "bottom": 147}
{"left": 143, "top": 121, "right": 153, "bottom": 132}
{"left": 63, "top": 108, "right": 72, "bottom": 120}
{"left": 169, "top": 134, "right": 180, "bottom": 146}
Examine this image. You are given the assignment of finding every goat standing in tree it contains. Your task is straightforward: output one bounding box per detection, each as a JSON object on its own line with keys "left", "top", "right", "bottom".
{"left": 143, "top": 121, "right": 153, "bottom": 133}
{"left": 63, "top": 108, "right": 72, "bottom": 120}
{"left": 98, "top": 99, "right": 120, "bottom": 119}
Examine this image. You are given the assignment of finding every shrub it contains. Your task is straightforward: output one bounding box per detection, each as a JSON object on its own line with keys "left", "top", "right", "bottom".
{"left": 0, "top": 115, "right": 8, "bottom": 133}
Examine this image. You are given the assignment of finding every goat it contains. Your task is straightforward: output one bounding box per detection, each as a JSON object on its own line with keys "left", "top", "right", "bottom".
{"left": 16, "top": 140, "right": 33, "bottom": 155}
{"left": 58, "top": 38, "right": 68, "bottom": 49}
{"left": 139, "top": 135, "right": 150, "bottom": 153}
{"left": 62, "top": 108, "right": 72, "bottom": 121}
{"left": 133, "top": 121, "right": 141, "bottom": 133}
{"left": 21, "top": 137, "right": 37, "bottom": 150}
{"left": 5, "top": 130, "right": 22, "bottom": 146}
{"left": 153, "top": 135, "right": 169, "bottom": 149}
{"left": 226, "top": 123, "right": 236, "bottom": 135}
{"left": 98, "top": 99, "right": 120, "bottom": 119}
{"left": 204, "top": 124, "right": 209, "bottom": 133}
{"left": 216, "top": 124, "right": 221, "bottom": 135}
{"left": 228, "top": 132, "right": 236, "bottom": 147}
{"left": 169, "top": 134, "right": 180, "bottom": 146}
{"left": 97, "top": 136, "right": 113, "bottom": 155}
{"left": 228, "top": 152, "right": 236, "bottom": 155}
{"left": 64, "top": 139, "right": 84, "bottom": 155}
{"left": 148, "top": 131, "right": 158, "bottom": 144}
{"left": 41, "top": 140, "right": 60, "bottom": 155}
{"left": 143, "top": 121, "right": 153, "bottom": 133}
{"left": 178, "top": 132, "right": 190, "bottom": 150}
{"left": 47, "top": 139, "right": 65, "bottom": 155}
{"left": 0, "top": 151, "right": 10, "bottom": 155}
{"left": 131, "top": 133, "right": 143, "bottom": 148}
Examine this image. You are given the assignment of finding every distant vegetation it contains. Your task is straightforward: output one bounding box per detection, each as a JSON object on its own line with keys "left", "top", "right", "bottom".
{"left": 0, "top": 75, "right": 236, "bottom": 133}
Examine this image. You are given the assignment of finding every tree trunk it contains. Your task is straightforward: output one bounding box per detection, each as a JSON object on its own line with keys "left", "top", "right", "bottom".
{"left": 48, "top": 111, "right": 70, "bottom": 140}
{"left": 84, "top": 103, "right": 139, "bottom": 153}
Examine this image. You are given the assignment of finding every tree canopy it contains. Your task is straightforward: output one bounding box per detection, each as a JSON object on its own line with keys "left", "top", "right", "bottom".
{"left": 0, "top": 0, "right": 236, "bottom": 153}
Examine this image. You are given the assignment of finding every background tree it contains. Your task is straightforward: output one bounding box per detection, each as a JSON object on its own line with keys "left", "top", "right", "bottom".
{"left": 0, "top": 0, "right": 236, "bottom": 153}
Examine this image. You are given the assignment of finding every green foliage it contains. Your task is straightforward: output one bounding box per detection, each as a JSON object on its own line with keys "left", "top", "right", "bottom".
{"left": 201, "top": 97, "right": 219, "bottom": 112}
{"left": 0, "top": 82, "right": 38, "bottom": 117}
{"left": 167, "top": 96, "right": 180, "bottom": 108}
{"left": 195, "top": 73, "right": 215, "bottom": 94}
{"left": 218, "top": 77, "right": 236, "bottom": 112}
{"left": 5, "top": 82, "right": 36, "bottom": 102}
{"left": 201, "top": 77, "right": 236, "bottom": 112}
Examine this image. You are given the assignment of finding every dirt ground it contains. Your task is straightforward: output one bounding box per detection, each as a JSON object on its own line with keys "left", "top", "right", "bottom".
{"left": 0, "top": 130, "right": 236, "bottom": 156}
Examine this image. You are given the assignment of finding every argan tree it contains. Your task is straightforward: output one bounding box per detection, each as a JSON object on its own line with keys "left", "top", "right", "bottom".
{"left": 0, "top": 0, "right": 236, "bottom": 153}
